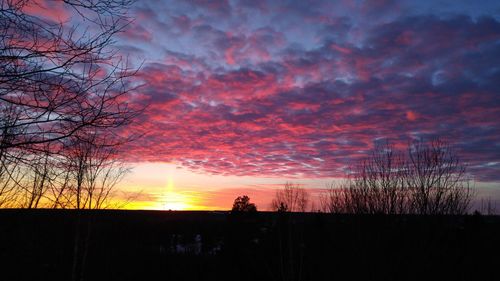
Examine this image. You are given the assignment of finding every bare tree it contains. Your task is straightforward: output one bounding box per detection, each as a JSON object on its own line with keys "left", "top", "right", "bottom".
{"left": 0, "top": 150, "right": 23, "bottom": 207}
{"left": 319, "top": 182, "right": 349, "bottom": 214}
{"left": 404, "top": 139, "right": 473, "bottom": 215}
{"left": 0, "top": 105, "right": 25, "bottom": 206}
{"left": 270, "top": 183, "right": 308, "bottom": 281}
{"left": 271, "top": 182, "right": 310, "bottom": 212}
{"left": 347, "top": 142, "right": 408, "bottom": 214}
{"left": 0, "top": 4, "right": 138, "bottom": 281}
{"left": 0, "top": 0, "right": 140, "bottom": 210}
{"left": 50, "top": 130, "right": 129, "bottom": 210}
{"left": 320, "top": 143, "right": 407, "bottom": 214}
{"left": 321, "top": 139, "right": 474, "bottom": 215}
{"left": 19, "top": 147, "right": 55, "bottom": 208}
{"left": 50, "top": 129, "right": 131, "bottom": 281}
{"left": 0, "top": 0, "right": 138, "bottom": 152}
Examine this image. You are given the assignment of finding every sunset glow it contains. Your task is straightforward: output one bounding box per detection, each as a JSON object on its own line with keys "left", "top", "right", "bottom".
{"left": 20, "top": 0, "right": 500, "bottom": 210}
{"left": 156, "top": 178, "right": 196, "bottom": 210}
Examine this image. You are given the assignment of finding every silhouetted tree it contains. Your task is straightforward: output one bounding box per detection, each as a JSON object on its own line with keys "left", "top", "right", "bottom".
{"left": 269, "top": 183, "right": 308, "bottom": 281}
{"left": 0, "top": 0, "right": 139, "bottom": 210}
{"left": 404, "top": 139, "right": 473, "bottom": 215}
{"left": 319, "top": 182, "right": 350, "bottom": 214}
{"left": 231, "top": 195, "right": 257, "bottom": 212}
{"left": 346, "top": 142, "right": 408, "bottom": 214}
{"left": 49, "top": 130, "right": 129, "bottom": 209}
{"left": 321, "top": 139, "right": 473, "bottom": 215}
{"left": 59, "top": 130, "right": 130, "bottom": 281}
{"left": 0, "top": 148, "right": 23, "bottom": 207}
{"left": 0, "top": 0, "right": 139, "bottom": 204}
{"left": 0, "top": 0, "right": 139, "bottom": 171}
{"left": 20, "top": 146, "right": 55, "bottom": 208}
{"left": 0, "top": 105, "right": 25, "bottom": 206}
{"left": 1, "top": 2, "right": 139, "bottom": 281}
{"left": 271, "top": 182, "right": 309, "bottom": 212}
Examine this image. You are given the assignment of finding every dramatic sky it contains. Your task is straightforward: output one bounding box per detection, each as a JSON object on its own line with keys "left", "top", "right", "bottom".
{"left": 30, "top": 0, "right": 500, "bottom": 210}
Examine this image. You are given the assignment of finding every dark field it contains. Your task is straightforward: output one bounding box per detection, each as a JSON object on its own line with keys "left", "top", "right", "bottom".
{"left": 0, "top": 210, "right": 499, "bottom": 281}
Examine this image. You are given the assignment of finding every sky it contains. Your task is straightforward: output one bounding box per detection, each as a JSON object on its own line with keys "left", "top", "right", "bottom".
{"left": 28, "top": 0, "right": 500, "bottom": 210}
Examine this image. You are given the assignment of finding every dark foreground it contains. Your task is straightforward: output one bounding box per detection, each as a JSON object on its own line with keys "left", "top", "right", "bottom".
{"left": 0, "top": 210, "right": 499, "bottom": 281}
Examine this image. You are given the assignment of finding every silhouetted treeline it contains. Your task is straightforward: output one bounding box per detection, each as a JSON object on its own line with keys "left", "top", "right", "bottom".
{"left": 0, "top": 209, "right": 498, "bottom": 281}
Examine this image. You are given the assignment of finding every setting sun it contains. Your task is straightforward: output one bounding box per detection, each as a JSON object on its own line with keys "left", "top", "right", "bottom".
{"left": 156, "top": 177, "right": 198, "bottom": 210}
{"left": 160, "top": 192, "right": 194, "bottom": 210}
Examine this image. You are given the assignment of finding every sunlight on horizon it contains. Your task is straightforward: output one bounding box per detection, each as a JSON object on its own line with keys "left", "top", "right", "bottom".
{"left": 157, "top": 177, "right": 197, "bottom": 210}
{"left": 118, "top": 162, "right": 340, "bottom": 210}
{"left": 118, "top": 163, "right": 500, "bottom": 211}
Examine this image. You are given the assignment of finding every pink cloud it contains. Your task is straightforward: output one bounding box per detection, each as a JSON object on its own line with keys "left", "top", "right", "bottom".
{"left": 22, "top": 0, "right": 70, "bottom": 22}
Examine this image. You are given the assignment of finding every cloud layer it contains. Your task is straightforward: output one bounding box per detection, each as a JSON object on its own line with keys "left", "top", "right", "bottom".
{"left": 114, "top": 0, "right": 500, "bottom": 181}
